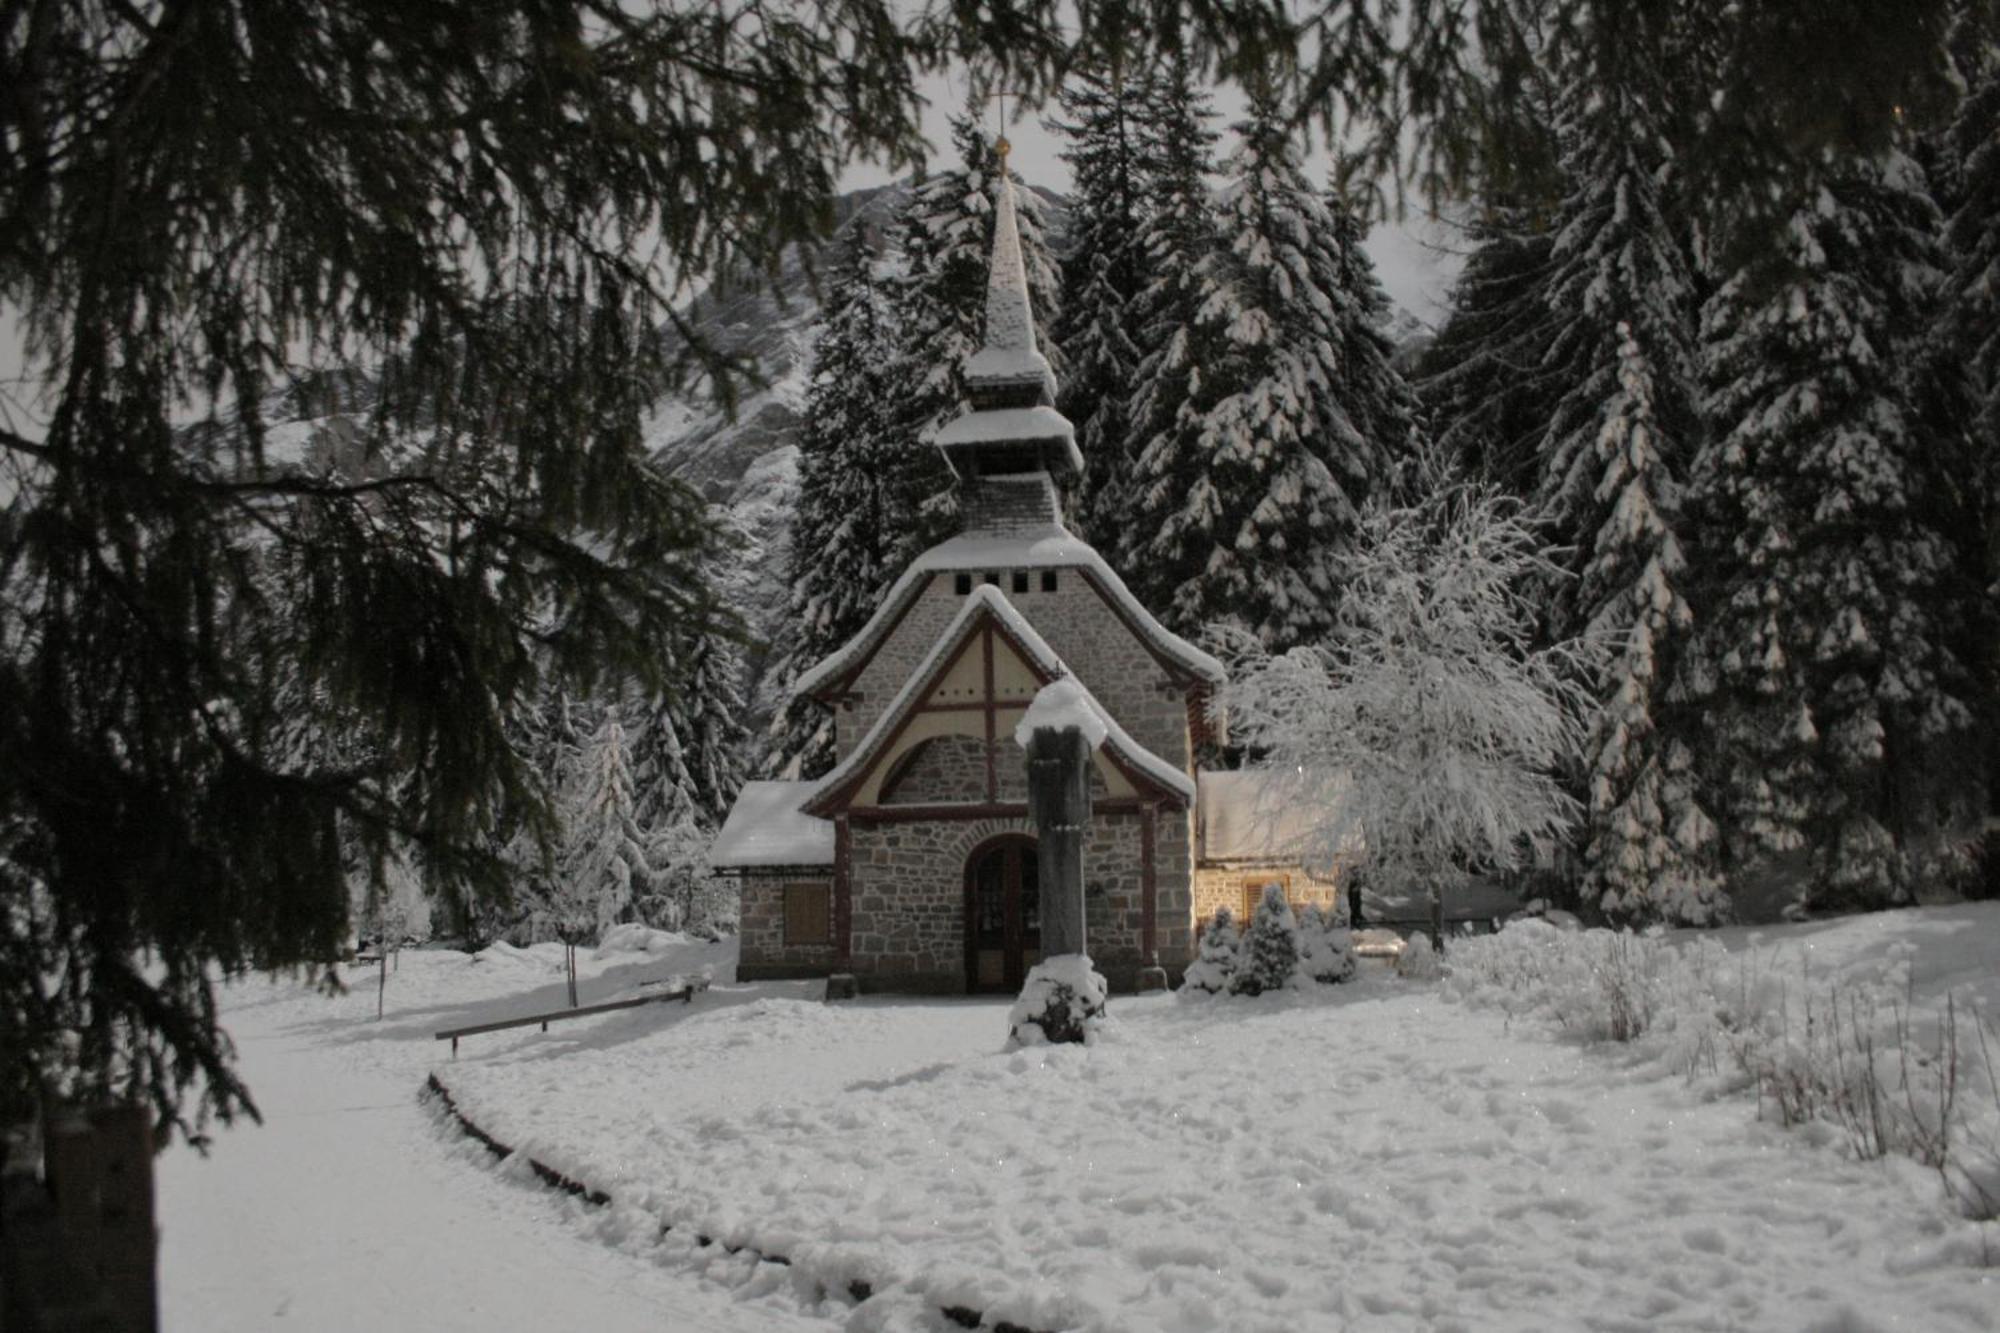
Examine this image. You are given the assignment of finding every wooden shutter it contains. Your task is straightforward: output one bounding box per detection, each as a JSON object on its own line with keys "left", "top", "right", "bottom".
{"left": 784, "top": 883, "right": 830, "bottom": 945}
{"left": 1242, "top": 875, "right": 1291, "bottom": 921}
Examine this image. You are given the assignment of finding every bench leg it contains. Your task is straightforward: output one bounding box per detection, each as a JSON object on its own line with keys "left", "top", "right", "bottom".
{"left": 452, "top": 1037, "right": 459, "bottom": 1058}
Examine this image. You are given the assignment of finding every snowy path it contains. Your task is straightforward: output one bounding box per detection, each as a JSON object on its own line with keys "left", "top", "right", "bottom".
{"left": 155, "top": 943, "right": 830, "bottom": 1332}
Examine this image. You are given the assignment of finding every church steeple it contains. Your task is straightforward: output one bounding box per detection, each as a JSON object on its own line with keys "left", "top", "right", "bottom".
{"left": 933, "top": 136, "right": 1083, "bottom": 489}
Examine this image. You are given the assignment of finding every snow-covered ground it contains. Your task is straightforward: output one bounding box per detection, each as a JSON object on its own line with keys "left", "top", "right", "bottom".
{"left": 164, "top": 909, "right": 2000, "bottom": 1332}
{"left": 155, "top": 936, "right": 831, "bottom": 1332}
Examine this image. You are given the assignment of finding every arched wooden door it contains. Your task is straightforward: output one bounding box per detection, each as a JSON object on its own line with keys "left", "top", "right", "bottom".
{"left": 965, "top": 836, "right": 1040, "bottom": 993}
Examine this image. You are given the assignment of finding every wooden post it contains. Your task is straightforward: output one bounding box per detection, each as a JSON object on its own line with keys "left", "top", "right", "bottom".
{"left": 1026, "top": 726, "right": 1093, "bottom": 959}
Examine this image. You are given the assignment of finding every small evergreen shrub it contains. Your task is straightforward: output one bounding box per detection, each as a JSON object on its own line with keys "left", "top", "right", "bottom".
{"left": 1296, "top": 903, "right": 1356, "bottom": 984}
{"left": 1180, "top": 908, "right": 1242, "bottom": 996}
{"left": 1232, "top": 883, "right": 1300, "bottom": 996}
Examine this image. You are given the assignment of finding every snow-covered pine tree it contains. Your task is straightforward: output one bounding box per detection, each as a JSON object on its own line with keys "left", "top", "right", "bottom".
{"left": 1231, "top": 882, "right": 1301, "bottom": 996}
{"left": 1119, "top": 53, "right": 1223, "bottom": 586}
{"left": 1051, "top": 60, "right": 1158, "bottom": 543}
{"left": 1415, "top": 3, "right": 1566, "bottom": 496}
{"left": 1296, "top": 902, "right": 1356, "bottom": 984}
{"left": 1179, "top": 907, "right": 1242, "bottom": 995}
{"left": 762, "top": 224, "right": 900, "bottom": 780}
{"left": 1532, "top": 25, "right": 1724, "bottom": 925}
{"left": 880, "top": 110, "right": 1062, "bottom": 571}
{"left": 628, "top": 627, "right": 749, "bottom": 930}
{"left": 1688, "top": 151, "right": 1979, "bottom": 913}
{"left": 1939, "top": 45, "right": 2000, "bottom": 854}
{"left": 1321, "top": 178, "right": 1424, "bottom": 466}
{"left": 1418, "top": 207, "right": 1560, "bottom": 495}
{"left": 1126, "top": 92, "right": 1395, "bottom": 650}
{"left": 545, "top": 707, "right": 652, "bottom": 1002}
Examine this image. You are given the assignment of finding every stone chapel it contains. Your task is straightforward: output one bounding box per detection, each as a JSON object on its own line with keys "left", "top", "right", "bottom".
{"left": 709, "top": 145, "right": 1338, "bottom": 992}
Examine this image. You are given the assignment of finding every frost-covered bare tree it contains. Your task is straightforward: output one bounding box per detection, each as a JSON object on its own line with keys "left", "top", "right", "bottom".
{"left": 1221, "top": 456, "right": 1592, "bottom": 947}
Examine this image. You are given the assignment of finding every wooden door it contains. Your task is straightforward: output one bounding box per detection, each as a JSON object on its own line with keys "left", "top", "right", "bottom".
{"left": 966, "top": 838, "right": 1041, "bottom": 992}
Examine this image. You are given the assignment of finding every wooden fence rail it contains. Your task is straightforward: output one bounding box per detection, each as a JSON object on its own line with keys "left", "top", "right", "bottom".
{"left": 436, "top": 977, "right": 708, "bottom": 1057}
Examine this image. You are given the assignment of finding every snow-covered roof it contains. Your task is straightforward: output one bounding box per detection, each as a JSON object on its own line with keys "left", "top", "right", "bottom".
{"left": 708, "top": 780, "right": 835, "bottom": 870}
{"left": 793, "top": 522, "right": 1225, "bottom": 699}
{"left": 807, "top": 585, "right": 1195, "bottom": 813}
{"left": 934, "top": 403, "right": 1079, "bottom": 451}
{"left": 1198, "top": 769, "right": 1342, "bottom": 863}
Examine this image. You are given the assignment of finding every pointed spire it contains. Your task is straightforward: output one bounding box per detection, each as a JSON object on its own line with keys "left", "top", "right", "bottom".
{"left": 933, "top": 137, "right": 1082, "bottom": 490}
{"left": 965, "top": 138, "right": 1055, "bottom": 398}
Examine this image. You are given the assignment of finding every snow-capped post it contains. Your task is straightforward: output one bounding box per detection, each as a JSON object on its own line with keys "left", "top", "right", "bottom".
{"left": 1008, "top": 678, "right": 1109, "bottom": 1045}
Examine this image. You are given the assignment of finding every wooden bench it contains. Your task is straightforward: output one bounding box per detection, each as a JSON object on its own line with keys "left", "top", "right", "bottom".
{"left": 436, "top": 976, "right": 709, "bottom": 1057}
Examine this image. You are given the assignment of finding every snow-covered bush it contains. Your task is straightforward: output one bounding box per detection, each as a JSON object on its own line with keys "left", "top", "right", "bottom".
{"left": 1008, "top": 955, "right": 1108, "bottom": 1046}
{"left": 1296, "top": 904, "right": 1356, "bottom": 984}
{"left": 1441, "top": 919, "right": 2000, "bottom": 1219}
{"left": 1179, "top": 909, "right": 1242, "bottom": 996}
{"left": 1396, "top": 931, "right": 1442, "bottom": 981}
{"left": 1232, "top": 883, "right": 1300, "bottom": 996}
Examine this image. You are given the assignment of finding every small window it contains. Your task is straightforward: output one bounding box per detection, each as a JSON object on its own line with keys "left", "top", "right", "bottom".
{"left": 783, "top": 883, "right": 830, "bottom": 945}
{"left": 954, "top": 573, "right": 973, "bottom": 596}
{"left": 1242, "top": 875, "right": 1292, "bottom": 922}
{"left": 1040, "top": 570, "right": 1058, "bottom": 593}
{"left": 1011, "top": 569, "right": 1029, "bottom": 594}
{"left": 984, "top": 571, "right": 1000, "bottom": 586}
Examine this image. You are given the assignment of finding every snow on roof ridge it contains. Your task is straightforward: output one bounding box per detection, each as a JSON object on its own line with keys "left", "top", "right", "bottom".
{"left": 808, "top": 585, "right": 1195, "bottom": 809}
{"left": 792, "top": 526, "right": 1224, "bottom": 699}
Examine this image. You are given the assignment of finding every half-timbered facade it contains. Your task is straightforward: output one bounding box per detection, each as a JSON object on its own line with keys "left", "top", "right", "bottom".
{"left": 710, "top": 148, "right": 1339, "bottom": 993}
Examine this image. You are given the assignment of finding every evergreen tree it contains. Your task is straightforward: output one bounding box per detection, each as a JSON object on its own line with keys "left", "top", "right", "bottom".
{"left": 1415, "top": 1, "right": 1566, "bottom": 496}
{"left": 1296, "top": 903, "right": 1357, "bottom": 984}
{"left": 1688, "top": 152, "right": 1979, "bottom": 913}
{"left": 1127, "top": 93, "right": 1395, "bottom": 650}
{"left": 1179, "top": 908, "right": 1243, "bottom": 995}
{"left": 881, "top": 111, "right": 1062, "bottom": 569}
{"left": 1940, "top": 47, "right": 2000, "bottom": 844}
{"left": 1231, "top": 882, "right": 1301, "bottom": 996}
{"left": 1119, "top": 54, "right": 1224, "bottom": 583}
{"left": 1051, "top": 61, "right": 1158, "bottom": 542}
{"left": 762, "top": 225, "right": 901, "bottom": 780}
{"left": 1533, "top": 25, "right": 1723, "bottom": 924}
{"left": 1419, "top": 208, "right": 1560, "bottom": 494}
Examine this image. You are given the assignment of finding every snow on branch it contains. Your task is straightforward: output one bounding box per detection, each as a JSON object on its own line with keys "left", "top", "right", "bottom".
{"left": 1218, "top": 459, "right": 1595, "bottom": 901}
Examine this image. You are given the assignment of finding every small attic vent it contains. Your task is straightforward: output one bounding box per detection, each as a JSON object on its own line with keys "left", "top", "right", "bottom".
{"left": 955, "top": 573, "right": 973, "bottom": 595}
{"left": 1012, "top": 570, "right": 1029, "bottom": 593}
{"left": 1041, "top": 570, "right": 1058, "bottom": 592}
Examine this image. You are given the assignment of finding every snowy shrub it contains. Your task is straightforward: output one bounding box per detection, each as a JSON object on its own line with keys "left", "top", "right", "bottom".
{"left": 1232, "top": 883, "right": 1300, "bottom": 996}
{"left": 1008, "top": 955, "right": 1108, "bottom": 1046}
{"left": 1296, "top": 904, "right": 1356, "bottom": 985}
{"left": 1395, "top": 931, "right": 1442, "bottom": 981}
{"left": 1442, "top": 920, "right": 2000, "bottom": 1219}
{"left": 1180, "top": 909, "right": 1241, "bottom": 996}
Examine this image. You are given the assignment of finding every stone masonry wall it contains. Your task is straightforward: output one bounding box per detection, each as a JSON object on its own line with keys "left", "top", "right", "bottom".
{"left": 1192, "top": 863, "right": 1342, "bottom": 936}
{"left": 848, "top": 810, "right": 1192, "bottom": 992}
{"left": 737, "top": 874, "right": 836, "bottom": 978}
{"left": 883, "top": 734, "right": 987, "bottom": 803}
{"left": 882, "top": 733, "right": 1108, "bottom": 805}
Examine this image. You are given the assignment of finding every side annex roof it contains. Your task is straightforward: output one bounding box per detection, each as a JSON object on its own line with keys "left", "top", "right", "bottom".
{"left": 803, "top": 585, "right": 1196, "bottom": 817}
{"left": 794, "top": 523, "right": 1225, "bottom": 702}
{"left": 709, "top": 779, "right": 836, "bottom": 872}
